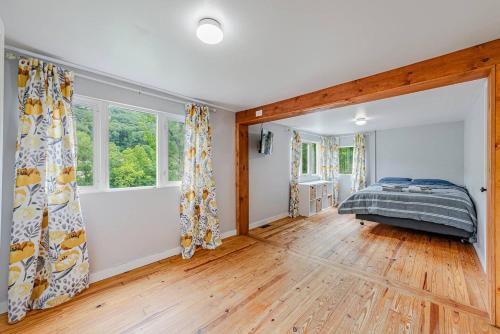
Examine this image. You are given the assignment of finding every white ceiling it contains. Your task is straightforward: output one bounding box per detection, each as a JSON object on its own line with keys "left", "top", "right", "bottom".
{"left": 1, "top": 1, "right": 499, "bottom": 111}
{"left": 274, "top": 79, "right": 487, "bottom": 135}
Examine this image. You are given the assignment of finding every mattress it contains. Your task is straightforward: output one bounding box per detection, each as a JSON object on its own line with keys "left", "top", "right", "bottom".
{"left": 338, "top": 182, "right": 477, "bottom": 240}
{"left": 355, "top": 214, "right": 472, "bottom": 239}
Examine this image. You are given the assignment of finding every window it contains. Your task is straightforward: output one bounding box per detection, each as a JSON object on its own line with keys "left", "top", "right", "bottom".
{"left": 168, "top": 121, "right": 185, "bottom": 181}
{"left": 74, "top": 103, "right": 95, "bottom": 186}
{"left": 301, "top": 142, "right": 318, "bottom": 176}
{"left": 108, "top": 106, "right": 157, "bottom": 189}
{"left": 73, "top": 95, "right": 185, "bottom": 192}
{"left": 310, "top": 143, "right": 317, "bottom": 174}
{"left": 301, "top": 143, "right": 308, "bottom": 174}
{"left": 339, "top": 146, "right": 354, "bottom": 174}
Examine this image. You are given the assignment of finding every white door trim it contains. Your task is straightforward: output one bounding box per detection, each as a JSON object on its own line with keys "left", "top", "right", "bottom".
{"left": 0, "top": 16, "right": 5, "bottom": 242}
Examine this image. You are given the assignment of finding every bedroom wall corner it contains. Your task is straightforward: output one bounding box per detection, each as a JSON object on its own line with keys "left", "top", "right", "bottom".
{"left": 464, "top": 80, "right": 488, "bottom": 272}
{"left": 248, "top": 123, "right": 291, "bottom": 224}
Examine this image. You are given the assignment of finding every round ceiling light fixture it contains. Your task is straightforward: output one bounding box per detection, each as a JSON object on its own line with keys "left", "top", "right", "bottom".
{"left": 355, "top": 117, "right": 367, "bottom": 126}
{"left": 196, "top": 18, "right": 223, "bottom": 44}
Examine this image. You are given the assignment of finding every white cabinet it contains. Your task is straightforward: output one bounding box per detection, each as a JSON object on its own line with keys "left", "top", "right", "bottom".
{"left": 298, "top": 180, "right": 334, "bottom": 217}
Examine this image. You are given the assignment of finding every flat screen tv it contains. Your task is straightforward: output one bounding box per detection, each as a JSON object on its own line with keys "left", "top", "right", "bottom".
{"left": 259, "top": 128, "right": 274, "bottom": 155}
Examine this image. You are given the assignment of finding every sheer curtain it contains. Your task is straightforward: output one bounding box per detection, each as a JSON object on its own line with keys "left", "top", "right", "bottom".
{"left": 289, "top": 130, "right": 301, "bottom": 217}
{"left": 8, "top": 58, "right": 89, "bottom": 323}
{"left": 179, "top": 104, "right": 221, "bottom": 259}
{"left": 352, "top": 133, "right": 367, "bottom": 192}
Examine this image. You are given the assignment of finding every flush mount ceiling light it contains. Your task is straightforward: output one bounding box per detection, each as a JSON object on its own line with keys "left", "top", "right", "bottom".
{"left": 196, "top": 18, "right": 223, "bottom": 45}
{"left": 355, "top": 117, "right": 367, "bottom": 126}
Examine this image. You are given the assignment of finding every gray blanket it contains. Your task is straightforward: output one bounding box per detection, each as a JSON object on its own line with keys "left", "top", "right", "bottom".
{"left": 338, "top": 183, "right": 477, "bottom": 234}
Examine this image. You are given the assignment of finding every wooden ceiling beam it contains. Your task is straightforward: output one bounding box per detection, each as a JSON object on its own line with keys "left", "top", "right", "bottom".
{"left": 236, "top": 38, "right": 500, "bottom": 125}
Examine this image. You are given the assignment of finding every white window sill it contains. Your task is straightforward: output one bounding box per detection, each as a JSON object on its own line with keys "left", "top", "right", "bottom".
{"left": 78, "top": 183, "right": 181, "bottom": 195}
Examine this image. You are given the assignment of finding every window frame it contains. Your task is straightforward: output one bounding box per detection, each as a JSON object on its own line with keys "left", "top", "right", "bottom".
{"left": 73, "top": 94, "right": 184, "bottom": 193}
{"left": 338, "top": 146, "right": 354, "bottom": 175}
{"left": 73, "top": 96, "right": 101, "bottom": 192}
{"left": 300, "top": 140, "right": 320, "bottom": 178}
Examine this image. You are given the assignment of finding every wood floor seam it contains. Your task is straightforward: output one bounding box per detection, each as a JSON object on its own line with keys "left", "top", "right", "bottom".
{"left": 247, "top": 234, "right": 490, "bottom": 320}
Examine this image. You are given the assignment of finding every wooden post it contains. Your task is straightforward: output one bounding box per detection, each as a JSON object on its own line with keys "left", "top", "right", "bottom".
{"left": 236, "top": 123, "right": 249, "bottom": 235}
{"left": 493, "top": 65, "right": 500, "bottom": 325}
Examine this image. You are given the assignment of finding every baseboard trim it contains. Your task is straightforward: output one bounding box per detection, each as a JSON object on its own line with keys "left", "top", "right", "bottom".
{"left": 250, "top": 212, "right": 289, "bottom": 229}
{"left": 0, "top": 229, "right": 238, "bottom": 315}
{"left": 473, "top": 243, "right": 486, "bottom": 273}
{"left": 89, "top": 247, "right": 181, "bottom": 283}
{"left": 221, "top": 229, "right": 237, "bottom": 239}
{"left": 90, "top": 228, "right": 237, "bottom": 283}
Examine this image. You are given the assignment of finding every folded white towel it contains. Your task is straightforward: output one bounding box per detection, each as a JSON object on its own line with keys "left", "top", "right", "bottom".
{"left": 382, "top": 185, "right": 403, "bottom": 192}
{"left": 408, "top": 185, "right": 432, "bottom": 193}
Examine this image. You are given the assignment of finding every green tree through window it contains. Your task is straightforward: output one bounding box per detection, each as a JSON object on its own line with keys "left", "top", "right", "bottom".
{"left": 168, "top": 121, "right": 185, "bottom": 181}
{"left": 339, "top": 147, "right": 354, "bottom": 174}
{"left": 310, "top": 143, "right": 317, "bottom": 174}
{"left": 108, "top": 106, "right": 157, "bottom": 188}
{"left": 301, "top": 143, "right": 308, "bottom": 174}
{"left": 74, "top": 104, "right": 94, "bottom": 186}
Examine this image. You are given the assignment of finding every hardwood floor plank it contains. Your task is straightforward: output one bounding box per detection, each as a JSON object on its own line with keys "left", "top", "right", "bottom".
{"left": 250, "top": 209, "right": 489, "bottom": 314}
{"left": 0, "top": 210, "right": 498, "bottom": 333}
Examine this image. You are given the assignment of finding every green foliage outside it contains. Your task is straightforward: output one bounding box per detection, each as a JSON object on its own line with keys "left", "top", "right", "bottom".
{"left": 310, "top": 143, "right": 317, "bottom": 174}
{"left": 339, "top": 146, "right": 354, "bottom": 174}
{"left": 74, "top": 105, "right": 94, "bottom": 186}
{"left": 301, "top": 143, "right": 308, "bottom": 174}
{"left": 74, "top": 104, "right": 185, "bottom": 188}
{"left": 108, "top": 106, "right": 157, "bottom": 188}
{"left": 168, "top": 121, "right": 185, "bottom": 181}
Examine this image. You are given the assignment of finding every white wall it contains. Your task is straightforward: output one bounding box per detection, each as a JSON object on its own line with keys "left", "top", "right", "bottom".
{"left": 249, "top": 123, "right": 290, "bottom": 226}
{"left": 0, "top": 17, "right": 4, "bottom": 244}
{"left": 0, "top": 58, "right": 236, "bottom": 310}
{"left": 464, "top": 83, "right": 488, "bottom": 271}
{"left": 375, "top": 121, "right": 465, "bottom": 185}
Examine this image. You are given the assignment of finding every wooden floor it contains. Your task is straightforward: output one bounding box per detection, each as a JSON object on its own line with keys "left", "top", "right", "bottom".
{"left": 0, "top": 208, "right": 497, "bottom": 333}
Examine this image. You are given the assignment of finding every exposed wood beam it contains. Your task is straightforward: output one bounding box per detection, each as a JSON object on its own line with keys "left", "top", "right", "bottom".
{"left": 236, "top": 39, "right": 500, "bottom": 125}
{"left": 494, "top": 64, "right": 500, "bottom": 324}
{"left": 487, "top": 67, "right": 497, "bottom": 325}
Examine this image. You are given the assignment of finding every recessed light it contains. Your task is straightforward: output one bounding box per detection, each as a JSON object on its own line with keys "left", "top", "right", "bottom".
{"left": 196, "top": 18, "right": 223, "bottom": 45}
{"left": 355, "top": 117, "right": 367, "bottom": 126}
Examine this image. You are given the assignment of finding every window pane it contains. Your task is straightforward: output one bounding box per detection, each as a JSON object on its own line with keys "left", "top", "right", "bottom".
{"left": 168, "top": 121, "right": 185, "bottom": 181}
{"left": 310, "top": 143, "right": 317, "bottom": 174}
{"left": 74, "top": 104, "right": 94, "bottom": 186}
{"left": 339, "top": 147, "right": 354, "bottom": 174}
{"left": 108, "top": 106, "right": 157, "bottom": 188}
{"left": 301, "top": 143, "right": 308, "bottom": 174}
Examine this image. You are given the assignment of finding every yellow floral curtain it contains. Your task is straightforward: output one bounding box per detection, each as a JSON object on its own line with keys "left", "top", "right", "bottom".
{"left": 320, "top": 136, "right": 340, "bottom": 205}
{"left": 179, "top": 104, "right": 221, "bottom": 259}
{"left": 289, "top": 130, "right": 301, "bottom": 217}
{"left": 8, "top": 59, "right": 89, "bottom": 323}
{"left": 352, "top": 133, "right": 367, "bottom": 192}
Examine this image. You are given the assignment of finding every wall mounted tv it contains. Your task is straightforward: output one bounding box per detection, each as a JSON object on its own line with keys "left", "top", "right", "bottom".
{"left": 259, "top": 128, "right": 274, "bottom": 155}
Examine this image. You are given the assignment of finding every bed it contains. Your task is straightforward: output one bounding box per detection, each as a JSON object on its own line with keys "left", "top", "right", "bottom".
{"left": 337, "top": 178, "right": 477, "bottom": 242}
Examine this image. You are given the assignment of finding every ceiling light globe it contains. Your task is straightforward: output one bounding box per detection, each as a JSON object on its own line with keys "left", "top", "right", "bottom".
{"left": 355, "top": 117, "right": 367, "bottom": 126}
{"left": 197, "top": 18, "right": 223, "bottom": 45}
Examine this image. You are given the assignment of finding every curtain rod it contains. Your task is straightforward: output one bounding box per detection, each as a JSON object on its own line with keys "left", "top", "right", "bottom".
{"left": 4, "top": 45, "right": 232, "bottom": 112}
{"left": 285, "top": 127, "right": 373, "bottom": 138}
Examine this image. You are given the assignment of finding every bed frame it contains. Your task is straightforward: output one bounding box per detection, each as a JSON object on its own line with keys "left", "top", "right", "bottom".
{"left": 355, "top": 214, "right": 473, "bottom": 242}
